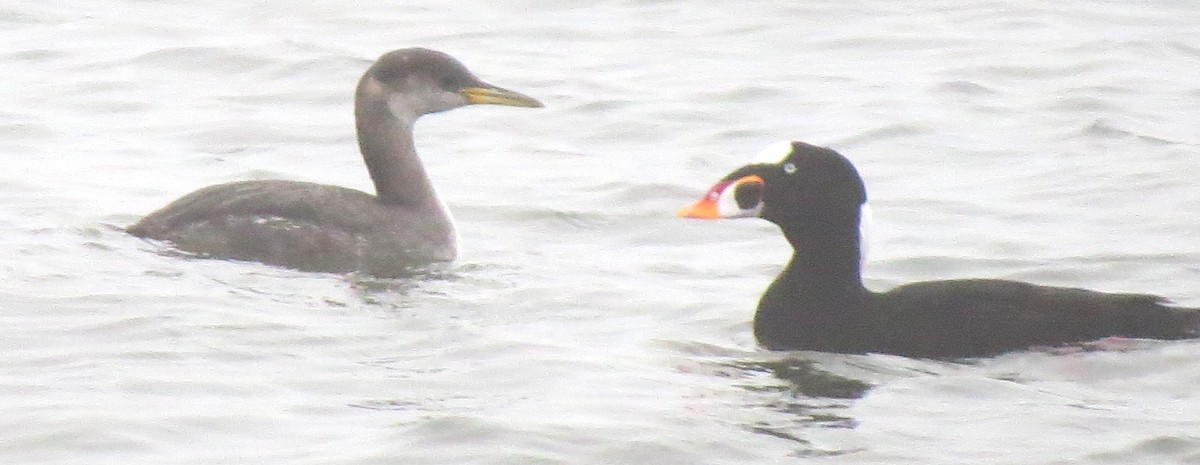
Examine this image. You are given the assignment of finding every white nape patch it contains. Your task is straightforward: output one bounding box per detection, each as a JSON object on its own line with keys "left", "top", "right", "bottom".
{"left": 751, "top": 140, "right": 795, "bottom": 165}
{"left": 858, "top": 203, "right": 872, "bottom": 270}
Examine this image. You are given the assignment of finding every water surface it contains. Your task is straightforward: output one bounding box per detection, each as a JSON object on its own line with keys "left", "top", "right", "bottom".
{"left": 3, "top": 1, "right": 1200, "bottom": 464}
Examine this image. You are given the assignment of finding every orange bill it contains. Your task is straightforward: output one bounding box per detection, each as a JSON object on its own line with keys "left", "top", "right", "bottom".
{"left": 677, "top": 175, "right": 765, "bottom": 219}
{"left": 677, "top": 181, "right": 730, "bottom": 219}
{"left": 677, "top": 196, "right": 719, "bottom": 219}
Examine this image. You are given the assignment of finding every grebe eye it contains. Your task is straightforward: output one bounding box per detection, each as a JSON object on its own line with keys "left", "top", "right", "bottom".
{"left": 782, "top": 162, "right": 798, "bottom": 174}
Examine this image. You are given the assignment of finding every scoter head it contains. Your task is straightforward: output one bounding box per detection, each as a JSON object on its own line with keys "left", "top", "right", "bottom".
{"left": 358, "top": 48, "right": 543, "bottom": 124}
{"left": 678, "top": 141, "right": 867, "bottom": 229}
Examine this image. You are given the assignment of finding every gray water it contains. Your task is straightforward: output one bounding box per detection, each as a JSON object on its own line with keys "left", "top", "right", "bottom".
{"left": 4, "top": 1, "right": 1200, "bottom": 464}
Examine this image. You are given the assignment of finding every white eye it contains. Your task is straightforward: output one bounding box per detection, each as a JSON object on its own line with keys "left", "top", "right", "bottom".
{"left": 782, "top": 162, "right": 797, "bottom": 174}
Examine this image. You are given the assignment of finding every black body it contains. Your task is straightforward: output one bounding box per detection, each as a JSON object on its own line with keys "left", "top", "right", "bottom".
{"left": 704, "top": 142, "right": 1199, "bottom": 358}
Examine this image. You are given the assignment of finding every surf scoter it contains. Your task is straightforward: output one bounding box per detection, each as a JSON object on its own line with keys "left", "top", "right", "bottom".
{"left": 679, "top": 141, "right": 1200, "bottom": 358}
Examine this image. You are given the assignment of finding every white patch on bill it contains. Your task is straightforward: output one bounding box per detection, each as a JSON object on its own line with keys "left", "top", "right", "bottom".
{"left": 715, "top": 180, "right": 763, "bottom": 218}
{"left": 715, "top": 183, "right": 742, "bottom": 217}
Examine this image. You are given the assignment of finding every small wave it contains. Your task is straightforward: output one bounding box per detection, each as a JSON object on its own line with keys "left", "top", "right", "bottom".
{"left": 567, "top": 99, "right": 634, "bottom": 113}
{"left": 1043, "top": 96, "right": 1119, "bottom": 113}
{"left": 723, "top": 357, "right": 873, "bottom": 400}
{"left": 1077, "top": 119, "right": 1178, "bottom": 145}
{"left": 458, "top": 203, "right": 614, "bottom": 230}
{"left": 709, "top": 85, "right": 791, "bottom": 103}
{"left": 960, "top": 60, "right": 1117, "bottom": 80}
{"left": 4, "top": 48, "right": 67, "bottom": 62}
{"left": 0, "top": 7, "right": 69, "bottom": 26}
{"left": 70, "top": 46, "right": 276, "bottom": 76}
{"left": 259, "top": 54, "right": 367, "bottom": 80}
{"left": 128, "top": 46, "right": 275, "bottom": 74}
{"left": 810, "top": 35, "right": 967, "bottom": 53}
{"left": 1168, "top": 42, "right": 1200, "bottom": 59}
{"left": 832, "top": 123, "right": 926, "bottom": 146}
{"left": 0, "top": 121, "right": 54, "bottom": 141}
{"left": 932, "top": 80, "right": 999, "bottom": 96}
{"left": 592, "top": 180, "right": 698, "bottom": 202}
{"left": 1085, "top": 436, "right": 1200, "bottom": 463}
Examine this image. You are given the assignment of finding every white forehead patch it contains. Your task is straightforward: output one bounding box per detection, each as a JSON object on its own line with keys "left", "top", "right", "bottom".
{"left": 751, "top": 140, "right": 795, "bottom": 165}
